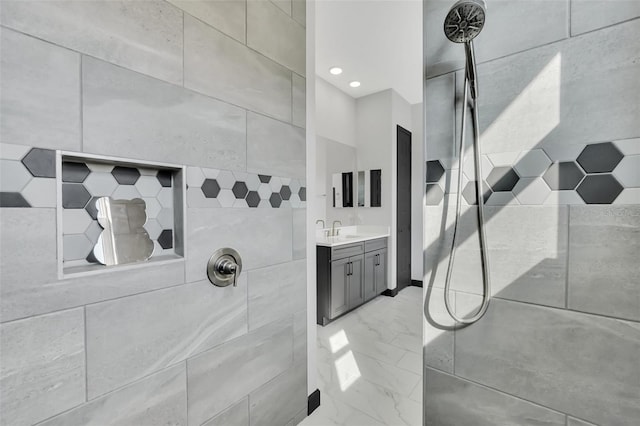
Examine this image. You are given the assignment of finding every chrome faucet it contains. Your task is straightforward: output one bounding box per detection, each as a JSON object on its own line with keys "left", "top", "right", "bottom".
{"left": 331, "top": 220, "right": 342, "bottom": 236}
{"left": 316, "top": 219, "right": 325, "bottom": 228}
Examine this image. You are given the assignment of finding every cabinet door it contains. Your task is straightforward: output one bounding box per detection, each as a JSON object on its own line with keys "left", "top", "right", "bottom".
{"left": 348, "top": 255, "right": 365, "bottom": 309}
{"left": 330, "top": 257, "right": 350, "bottom": 318}
{"left": 364, "top": 251, "right": 377, "bottom": 301}
{"left": 375, "top": 249, "right": 387, "bottom": 295}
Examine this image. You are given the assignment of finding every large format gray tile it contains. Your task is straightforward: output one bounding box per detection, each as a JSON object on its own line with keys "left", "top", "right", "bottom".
{"left": 0, "top": 29, "right": 80, "bottom": 150}
{"left": 485, "top": 206, "right": 568, "bottom": 308}
{"left": 202, "top": 398, "right": 249, "bottom": 426}
{"left": 293, "top": 208, "right": 307, "bottom": 260}
{"left": 568, "top": 205, "right": 640, "bottom": 321}
{"left": 247, "top": 0, "right": 305, "bottom": 75}
{"left": 247, "top": 112, "right": 306, "bottom": 179}
{"left": 249, "top": 364, "right": 307, "bottom": 426}
{"left": 422, "top": 287, "right": 455, "bottom": 373}
{"left": 86, "top": 280, "right": 247, "bottom": 398}
{"left": 425, "top": 73, "right": 456, "bottom": 163}
{"left": 567, "top": 417, "right": 597, "bottom": 426}
{"left": 83, "top": 57, "right": 246, "bottom": 170}
{"left": 425, "top": 0, "right": 568, "bottom": 77}
{"left": 455, "top": 298, "right": 640, "bottom": 426}
{"left": 187, "top": 318, "right": 293, "bottom": 425}
{"left": 293, "top": 310, "right": 307, "bottom": 366}
{"left": 0, "top": 309, "right": 85, "bottom": 426}
{"left": 184, "top": 15, "right": 292, "bottom": 122}
{"left": 474, "top": 19, "right": 640, "bottom": 155}
{"left": 0, "top": 207, "right": 186, "bottom": 323}
{"left": 424, "top": 367, "right": 566, "bottom": 426}
{"left": 168, "top": 0, "right": 246, "bottom": 43}
{"left": 39, "top": 364, "right": 187, "bottom": 426}
{"left": 292, "top": 0, "right": 306, "bottom": 26}
{"left": 186, "top": 207, "right": 293, "bottom": 283}
{"left": 571, "top": 0, "right": 640, "bottom": 36}
{"left": 1, "top": 0, "right": 183, "bottom": 84}
{"left": 292, "top": 73, "right": 306, "bottom": 128}
{"left": 248, "top": 259, "right": 306, "bottom": 330}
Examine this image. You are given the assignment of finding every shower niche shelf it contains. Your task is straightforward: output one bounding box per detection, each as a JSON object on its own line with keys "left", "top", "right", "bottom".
{"left": 57, "top": 152, "right": 186, "bottom": 277}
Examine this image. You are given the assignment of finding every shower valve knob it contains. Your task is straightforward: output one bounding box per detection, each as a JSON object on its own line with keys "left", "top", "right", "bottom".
{"left": 207, "top": 248, "right": 242, "bottom": 287}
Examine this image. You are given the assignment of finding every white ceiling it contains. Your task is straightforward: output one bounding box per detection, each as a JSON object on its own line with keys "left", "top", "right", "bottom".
{"left": 315, "top": 0, "right": 423, "bottom": 105}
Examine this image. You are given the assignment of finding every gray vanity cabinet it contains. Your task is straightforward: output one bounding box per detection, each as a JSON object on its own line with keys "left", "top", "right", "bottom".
{"left": 317, "top": 237, "right": 387, "bottom": 326}
{"left": 364, "top": 248, "right": 387, "bottom": 301}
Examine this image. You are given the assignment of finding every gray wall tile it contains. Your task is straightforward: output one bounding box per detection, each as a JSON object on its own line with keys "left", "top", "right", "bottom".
{"left": 0, "top": 29, "right": 80, "bottom": 150}
{"left": 202, "top": 397, "right": 249, "bottom": 426}
{"left": 568, "top": 205, "right": 640, "bottom": 321}
{"left": 455, "top": 298, "right": 640, "bottom": 426}
{"left": 249, "top": 363, "right": 307, "bottom": 426}
{"left": 422, "top": 287, "right": 455, "bottom": 373}
{"left": 474, "top": 19, "right": 640, "bottom": 155}
{"left": 247, "top": 0, "right": 305, "bottom": 75}
{"left": 292, "top": 208, "right": 307, "bottom": 260}
{"left": 184, "top": 15, "right": 292, "bottom": 122}
{"left": 292, "top": 0, "right": 306, "bottom": 26}
{"left": 0, "top": 309, "right": 85, "bottom": 426}
{"left": 424, "top": 367, "right": 566, "bottom": 426}
{"left": 83, "top": 57, "right": 246, "bottom": 170}
{"left": 293, "top": 310, "right": 307, "bottom": 366}
{"left": 425, "top": 0, "right": 569, "bottom": 77}
{"left": 39, "top": 364, "right": 187, "bottom": 426}
{"left": 292, "top": 73, "right": 306, "bottom": 128}
{"left": 168, "top": 0, "right": 246, "bottom": 43}
{"left": 0, "top": 208, "right": 186, "bottom": 322}
{"left": 485, "top": 206, "right": 568, "bottom": 308}
{"left": 187, "top": 319, "right": 293, "bottom": 425}
{"left": 1, "top": 0, "right": 183, "bottom": 84}
{"left": 86, "top": 280, "right": 247, "bottom": 398}
{"left": 248, "top": 259, "right": 306, "bottom": 330}
{"left": 425, "top": 73, "right": 456, "bottom": 163}
{"left": 571, "top": 0, "right": 640, "bottom": 36}
{"left": 247, "top": 112, "right": 306, "bottom": 179}
{"left": 567, "top": 417, "right": 597, "bottom": 426}
{"left": 186, "top": 207, "right": 293, "bottom": 283}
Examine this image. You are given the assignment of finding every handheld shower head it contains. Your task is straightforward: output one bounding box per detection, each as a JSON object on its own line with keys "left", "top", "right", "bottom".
{"left": 444, "top": 0, "right": 486, "bottom": 43}
{"left": 443, "top": 0, "right": 486, "bottom": 99}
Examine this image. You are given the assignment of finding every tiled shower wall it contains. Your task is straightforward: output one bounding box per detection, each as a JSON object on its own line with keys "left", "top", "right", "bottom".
{"left": 0, "top": 1, "right": 307, "bottom": 425}
{"left": 423, "top": 1, "right": 639, "bottom": 425}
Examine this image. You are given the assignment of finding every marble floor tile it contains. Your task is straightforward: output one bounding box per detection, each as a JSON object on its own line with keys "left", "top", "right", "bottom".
{"left": 303, "top": 286, "right": 423, "bottom": 426}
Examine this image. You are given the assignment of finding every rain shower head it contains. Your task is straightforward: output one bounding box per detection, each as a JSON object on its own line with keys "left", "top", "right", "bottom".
{"left": 444, "top": 0, "right": 486, "bottom": 43}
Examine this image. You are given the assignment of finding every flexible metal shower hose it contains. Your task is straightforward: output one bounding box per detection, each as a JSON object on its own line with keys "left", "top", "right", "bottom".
{"left": 443, "top": 71, "right": 491, "bottom": 324}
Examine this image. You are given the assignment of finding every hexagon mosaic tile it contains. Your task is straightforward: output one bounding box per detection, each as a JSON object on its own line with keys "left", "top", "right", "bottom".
{"left": 57, "top": 157, "right": 178, "bottom": 267}
{"left": 186, "top": 166, "right": 306, "bottom": 209}
{"left": 424, "top": 140, "right": 639, "bottom": 206}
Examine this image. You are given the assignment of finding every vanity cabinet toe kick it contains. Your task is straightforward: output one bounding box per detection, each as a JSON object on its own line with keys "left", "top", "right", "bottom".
{"left": 316, "top": 237, "right": 388, "bottom": 326}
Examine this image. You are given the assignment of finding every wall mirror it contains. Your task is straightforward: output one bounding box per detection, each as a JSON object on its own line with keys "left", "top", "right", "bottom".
{"left": 332, "top": 172, "right": 353, "bottom": 208}
{"left": 370, "top": 169, "right": 382, "bottom": 207}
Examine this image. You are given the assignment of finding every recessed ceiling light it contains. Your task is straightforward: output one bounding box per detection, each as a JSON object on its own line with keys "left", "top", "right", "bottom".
{"left": 349, "top": 81, "right": 361, "bottom": 88}
{"left": 329, "top": 67, "right": 343, "bottom": 75}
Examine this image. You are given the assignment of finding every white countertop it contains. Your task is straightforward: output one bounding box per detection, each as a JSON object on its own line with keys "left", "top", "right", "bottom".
{"left": 316, "top": 225, "right": 390, "bottom": 247}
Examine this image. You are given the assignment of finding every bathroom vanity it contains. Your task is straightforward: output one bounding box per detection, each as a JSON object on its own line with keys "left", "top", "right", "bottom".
{"left": 316, "top": 227, "right": 389, "bottom": 326}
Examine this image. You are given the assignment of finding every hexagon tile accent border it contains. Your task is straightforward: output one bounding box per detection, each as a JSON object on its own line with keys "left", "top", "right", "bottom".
{"left": 425, "top": 138, "right": 640, "bottom": 206}
{"left": 186, "top": 166, "right": 307, "bottom": 209}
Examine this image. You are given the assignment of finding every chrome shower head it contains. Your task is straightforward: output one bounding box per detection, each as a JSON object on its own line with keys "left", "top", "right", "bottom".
{"left": 444, "top": 0, "right": 486, "bottom": 43}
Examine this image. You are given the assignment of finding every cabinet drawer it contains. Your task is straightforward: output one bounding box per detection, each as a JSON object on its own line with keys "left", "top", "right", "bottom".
{"left": 365, "top": 238, "right": 387, "bottom": 253}
{"left": 331, "top": 242, "right": 364, "bottom": 260}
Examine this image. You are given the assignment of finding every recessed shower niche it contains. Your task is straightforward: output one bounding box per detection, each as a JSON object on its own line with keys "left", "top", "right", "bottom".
{"left": 58, "top": 152, "right": 185, "bottom": 276}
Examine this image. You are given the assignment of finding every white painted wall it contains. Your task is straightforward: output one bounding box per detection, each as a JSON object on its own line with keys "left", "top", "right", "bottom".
{"left": 306, "top": 0, "right": 317, "bottom": 397}
{"left": 411, "top": 102, "right": 424, "bottom": 281}
{"left": 315, "top": 77, "right": 357, "bottom": 147}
